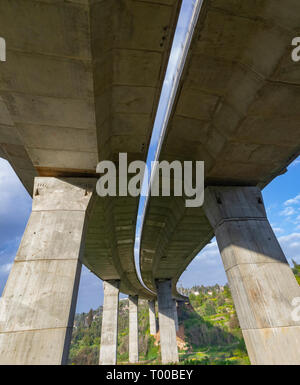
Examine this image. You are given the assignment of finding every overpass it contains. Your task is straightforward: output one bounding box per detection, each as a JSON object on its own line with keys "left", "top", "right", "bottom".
{"left": 0, "top": 0, "right": 181, "bottom": 364}
{"left": 0, "top": 0, "right": 300, "bottom": 365}
{"left": 140, "top": 0, "right": 300, "bottom": 365}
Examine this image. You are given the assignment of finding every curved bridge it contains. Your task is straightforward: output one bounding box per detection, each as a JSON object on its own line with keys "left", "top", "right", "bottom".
{"left": 0, "top": 0, "right": 300, "bottom": 366}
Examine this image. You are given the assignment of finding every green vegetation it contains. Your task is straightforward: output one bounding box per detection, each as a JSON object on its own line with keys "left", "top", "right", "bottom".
{"left": 292, "top": 259, "right": 300, "bottom": 285}
{"left": 69, "top": 299, "right": 159, "bottom": 365}
{"left": 177, "top": 284, "right": 249, "bottom": 365}
{"left": 68, "top": 262, "right": 300, "bottom": 365}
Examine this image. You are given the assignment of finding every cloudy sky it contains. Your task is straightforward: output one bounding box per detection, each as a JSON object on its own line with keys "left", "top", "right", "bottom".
{"left": 1, "top": 0, "right": 300, "bottom": 313}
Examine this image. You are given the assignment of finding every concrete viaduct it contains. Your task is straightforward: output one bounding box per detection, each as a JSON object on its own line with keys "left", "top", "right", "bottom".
{"left": 0, "top": 0, "right": 300, "bottom": 365}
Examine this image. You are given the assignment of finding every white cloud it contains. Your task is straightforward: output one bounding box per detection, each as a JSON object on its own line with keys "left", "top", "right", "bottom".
{"left": 179, "top": 239, "right": 226, "bottom": 287}
{"left": 195, "top": 241, "right": 220, "bottom": 264}
{"left": 280, "top": 206, "right": 296, "bottom": 216}
{"left": 0, "top": 263, "right": 12, "bottom": 274}
{"left": 278, "top": 233, "right": 300, "bottom": 263}
{"left": 272, "top": 227, "right": 284, "bottom": 235}
{"left": 284, "top": 194, "right": 300, "bottom": 206}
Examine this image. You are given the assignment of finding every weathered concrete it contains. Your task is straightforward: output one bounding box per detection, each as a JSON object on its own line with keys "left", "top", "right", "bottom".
{"left": 0, "top": 0, "right": 181, "bottom": 300}
{"left": 0, "top": 177, "right": 96, "bottom": 364}
{"left": 140, "top": 0, "right": 300, "bottom": 302}
{"left": 99, "top": 280, "right": 120, "bottom": 365}
{"left": 203, "top": 186, "right": 300, "bottom": 365}
{"left": 149, "top": 300, "right": 158, "bottom": 335}
{"left": 173, "top": 300, "right": 179, "bottom": 332}
{"left": 128, "top": 295, "right": 139, "bottom": 363}
{"left": 156, "top": 280, "right": 178, "bottom": 364}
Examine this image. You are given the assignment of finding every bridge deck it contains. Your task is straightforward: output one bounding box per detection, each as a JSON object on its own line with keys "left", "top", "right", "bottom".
{"left": 140, "top": 0, "right": 300, "bottom": 298}
{"left": 0, "top": 0, "right": 182, "bottom": 298}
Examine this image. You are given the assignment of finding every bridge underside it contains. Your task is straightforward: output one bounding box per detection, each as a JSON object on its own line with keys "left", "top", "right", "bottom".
{"left": 0, "top": 0, "right": 181, "bottom": 298}
{"left": 141, "top": 0, "right": 300, "bottom": 298}
{"left": 1, "top": 0, "right": 300, "bottom": 366}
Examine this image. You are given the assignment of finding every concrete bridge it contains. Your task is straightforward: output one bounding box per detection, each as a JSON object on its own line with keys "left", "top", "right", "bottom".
{"left": 0, "top": 0, "right": 300, "bottom": 365}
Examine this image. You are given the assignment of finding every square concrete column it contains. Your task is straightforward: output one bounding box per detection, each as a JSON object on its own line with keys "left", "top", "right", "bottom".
{"left": 99, "top": 280, "right": 120, "bottom": 365}
{"left": 203, "top": 186, "right": 300, "bottom": 365}
{"left": 173, "top": 299, "right": 179, "bottom": 332}
{"left": 156, "top": 280, "right": 179, "bottom": 364}
{"left": 128, "top": 295, "right": 139, "bottom": 363}
{"left": 0, "top": 177, "right": 96, "bottom": 364}
{"left": 148, "top": 300, "right": 158, "bottom": 335}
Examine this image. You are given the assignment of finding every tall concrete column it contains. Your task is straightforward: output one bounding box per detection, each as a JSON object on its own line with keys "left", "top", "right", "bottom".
{"left": 128, "top": 295, "right": 139, "bottom": 363}
{"left": 99, "top": 280, "right": 120, "bottom": 365}
{"left": 149, "top": 300, "right": 157, "bottom": 335}
{"left": 156, "top": 280, "right": 179, "bottom": 364}
{"left": 173, "top": 299, "right": 179, "bottom": 332}
{"left": 0, "top": 177, "right": 96, "bottom": 364}
{"left": 203, "top": 186, "right": 300, "bottom": 365}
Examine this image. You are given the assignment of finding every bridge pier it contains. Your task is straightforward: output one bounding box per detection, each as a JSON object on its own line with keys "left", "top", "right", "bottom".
{"left": 128, "top": 295, "right": 139, "bottom": 363}
{"left": 0, "top": 177, "right": 95, "bottom": 364}
{"left": 173, "top": 300, "right": 179, "bottom": 332}
{"left": 149, "top": 300, "right": 157, "bottom": 335}
{"left": 99, "top": 280, "right": 120, "bottom": 365}
{"left": 204, "top": 186, "right": 300, "bottom": 365}
{"left": 156, "top": 280, "right": 179, "bottom": 364}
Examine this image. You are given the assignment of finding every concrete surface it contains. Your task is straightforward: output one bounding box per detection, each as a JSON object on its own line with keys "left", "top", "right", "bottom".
{"left": 0, "top": 177, "right": 96, "bottom": 364}
{"left": 203, "top": 186, "right": 300, "bottom": 365}
{"left": 128, "top": 295, "right": 139, "bottom": 363}
{"left": 0, "top": 0, "right": 182, "bottom": 299}
{"left": 156, "top": 280, "right": 179, "bottom": 364}
{"left": 149, "top": 300, "right": 158, "bottom": 336}
{"left": 99, "top": 280, "right": 120, "bottom": 365}
{"left": 173, "top": 300, "right": 179, "bottom": 332}
{"left": 1, "top": 0, "right": 300, "bottom": 365}
{"left": 140, "top": 0, "right": 300, "bottom": 298}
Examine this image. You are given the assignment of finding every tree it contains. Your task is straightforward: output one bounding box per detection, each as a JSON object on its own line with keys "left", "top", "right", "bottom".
{"left": 86, "top": 309, "right": 93, "bottom": 328}
{"left": 205, "top": 301, "right": 216, "bottom": 316}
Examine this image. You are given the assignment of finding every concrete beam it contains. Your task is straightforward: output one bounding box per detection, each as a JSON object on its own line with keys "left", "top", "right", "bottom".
{"left": 140, "top": 0, "right": 300, "bottom": 302}
{"left": 173, "top": 299, "right": 179, "bottom": 332}
{"left": 99, "top": 280, "right": 120, "bottom": 365}
{"left": 149, "top": 300, "right": 158, "bottom": 335}
{"left": 204, "top": 186, "right": 300, "bottom": 365}
{"left": 0, "top": 177, "right": 96, "bottom": 364}
{"left": 156, "top": 280, "right": 179, "bottom": 364}
{"left": 128, "top": 295, "right": 139, "bottom": 364}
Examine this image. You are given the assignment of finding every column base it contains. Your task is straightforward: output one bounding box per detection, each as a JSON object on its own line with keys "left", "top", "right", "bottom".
{"left": 243, "top": 326, "right": 300, "bottom": 365}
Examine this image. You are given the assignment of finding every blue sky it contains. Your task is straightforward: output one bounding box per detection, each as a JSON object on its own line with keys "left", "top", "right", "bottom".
{"left": 1, "top": 0, "right": 300, "bottom": 313}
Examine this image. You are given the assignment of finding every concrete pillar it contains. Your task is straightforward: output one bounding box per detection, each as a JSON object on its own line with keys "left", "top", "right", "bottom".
{"left": 128, "top": 295, "right": 139, "bottom": 363}
{"left": 156, "top": 280, "right": 179, "bottom": 364}
{"left": 173, "top": 299, "right": 179, "bottom": 332}
{"left": 99, "top": 280, "right": 120, "bottom": 365}
{"left": 203, "top": 186, "right": 300, "bottom": 365}
{"left": 0, "top": 177, "right": 96, "bottom": 364}
{"left": 149, "top": 300, "right": 157, "bottom": 335}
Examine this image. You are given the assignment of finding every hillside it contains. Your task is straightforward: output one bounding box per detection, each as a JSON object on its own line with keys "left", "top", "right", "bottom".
{"left": 68, "top": 261, "right": 300, "bottom": 365}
